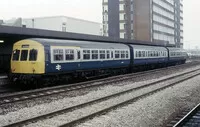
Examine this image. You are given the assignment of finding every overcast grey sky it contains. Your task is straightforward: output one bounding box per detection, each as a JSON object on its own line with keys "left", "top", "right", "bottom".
{"left": 0, "top": 0, "right": 199, "bottom": 49}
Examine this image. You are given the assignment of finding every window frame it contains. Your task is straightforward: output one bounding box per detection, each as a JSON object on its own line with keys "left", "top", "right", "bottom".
{"left": 99, "top": 50, "right": 106, "bottom": 59}
{"left": 12, "top": 49, "right": 20, "bottom": 61}
{"left": 29, "top": 49, "right": 38, "bottom": 61}
{"left": 91, "top": 50, "right": 99, "bottom": 60}
{"left": 51, "top": 47, "right": 79, "bottom": 63}
{"left": 65, "top": 49, "right": 75, "bottom": 61}
{"left": 83, "top": 49, "right": 91, "bottom": 60}
{"left": 53, "top": 49, "right": 64, "bottom": 62}
{"left": 20, "top": 50, "right": 29, "bottom": 61}
{"left": 114, "top": 50, "right": 120, "bottom": 59}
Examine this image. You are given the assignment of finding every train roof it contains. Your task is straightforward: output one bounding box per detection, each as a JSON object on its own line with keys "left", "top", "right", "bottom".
{"left": 29, "top": 38, "right": 130, "bottom": 49}
{"left": 131, "top": 45, "right": 167, "bottom": 51}
{"left": 167, "top": 47, "right": 186, "bottom": 52}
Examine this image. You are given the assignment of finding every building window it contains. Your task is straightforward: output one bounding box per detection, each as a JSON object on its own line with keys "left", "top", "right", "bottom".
{"left": 124, "top": 14, "right": 126, "bottom": 20}
{"left": 120, "top": 23, "right": 125, "bottom": 30}
{"left": 120, "top": 32, "right": 125, "bottom": 38}
{"left": 124, "top": 24, "right": 127, "bottom": 29}
{"left": 119, "top": 4, "right": 124, "bottom": 11}
{"left": 120, "top": 13, "right": 125, "bottom": 20}
{"left": 124, "top": 33, "right": 127, "bottom": 39}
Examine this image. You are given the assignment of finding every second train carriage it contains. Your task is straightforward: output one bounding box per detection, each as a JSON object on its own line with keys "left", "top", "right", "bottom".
{"left": 40, "top": 38, "right": 131, "bottom": 75}
{"left": 131, "top": 45, "right": 168, "bottom": 66}
{"left": 167, "top": 47, "right": 187, "bottom": 65}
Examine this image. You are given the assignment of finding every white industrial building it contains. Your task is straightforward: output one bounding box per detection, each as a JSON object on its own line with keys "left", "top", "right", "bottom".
{"left": 1, "top": 16, "right": 103, "bottom": 36}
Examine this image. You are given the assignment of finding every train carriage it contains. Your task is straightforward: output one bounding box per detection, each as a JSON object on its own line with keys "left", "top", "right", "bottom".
{"left": 167, "top": 47, "right": 187, "bottom": 65}
{"left": 131, "top": 45, "right": 168, "bottom": 66}
{"left": 43, "top": 39, "right": 131, "bottom": 74}
{"left": 10, "top": 38, "right": 131, "bottom": 84}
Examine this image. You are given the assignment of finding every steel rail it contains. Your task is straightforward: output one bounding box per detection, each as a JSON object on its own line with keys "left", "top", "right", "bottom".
{"left": 173, "top": 103, "right": 200, "bottom": 127}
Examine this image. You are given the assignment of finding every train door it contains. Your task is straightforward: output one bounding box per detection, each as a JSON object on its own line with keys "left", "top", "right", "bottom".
{"left": 76, "top": 49, "right": 81, "bottom": 69}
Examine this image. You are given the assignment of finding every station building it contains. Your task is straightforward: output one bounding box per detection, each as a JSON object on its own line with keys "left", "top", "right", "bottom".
{"left": 2, "top": 16, "right": 103, "bottom": 36}
{"left": 102, "top": 0, "right": 183, "bottom": 47}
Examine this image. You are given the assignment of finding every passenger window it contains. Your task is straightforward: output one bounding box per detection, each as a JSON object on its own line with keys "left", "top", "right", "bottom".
{"left": 29, "top": 49, "right": 38, "bottom": 61}
{"left": 65, "top": 49, "right": 74, "bottom": 60}
{"left": 92, "top": 50, "right": 98, "bottom": 59}
{"left": 106, "top": 50, "right": 110, "bottom": 59}
{"left": 53, "top": 49, "right": 64, "bottom": 61}
{"left": 121, "top": 51, "right": 125, "bottom": 59}
{"left": 20, "top": 50, "right": 28, "bottom": 61}
{"left": 83, "top": 50, "right": 90, "bottom": 60}
{"left": 110, "top": 51, "right": 113, "bottom": 58}
{"left": 100, "top": 50, "right": 106, "bottom": 59}
{"left": 139, "top": 51, "right": 142, "bottom": 57}
{"left": 115, "top": 50, "right": 120, "bottom": 59}
{"left": 77, "top": 50, "right": 81, "bottom": 59}
{"left": 12, "top": 49, "right": 20, "bottom": 61}
{"left": 126, "top": 51, "right": 129, "bottom": 58}
{"left": 136, "top": 51, "right": 138, "bottom": 57}
{"left": 142, "top": 51, "right": 145, "bottom": 57}
{"left": 148, "top": 51, "right": 151, "bottom": 57}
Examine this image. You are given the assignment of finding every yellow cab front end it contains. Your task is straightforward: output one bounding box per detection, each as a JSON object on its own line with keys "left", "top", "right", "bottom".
{"left": 10, "top": 39, "right": 45, "bottom": 83}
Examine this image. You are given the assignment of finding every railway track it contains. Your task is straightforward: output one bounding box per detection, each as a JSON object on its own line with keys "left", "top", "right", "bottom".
{"left": 3, "top": 67, "right": 200, "bottom": 126}
{"left": 0, "top": 75, "right": 18, "bottom": 94}
{"left": 167, "top": 103, "right": 200, "bottom": 127}
{"left": 0, "top": 75, "right": 8, "bottom": 86}
{"left": 0, "top": 62, "right": 199, "bottom": 106}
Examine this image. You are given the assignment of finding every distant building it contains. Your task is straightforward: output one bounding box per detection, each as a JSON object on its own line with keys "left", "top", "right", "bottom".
{"left": 103, "top": 0, "right": 183, "bottom": 47}
{"left": 2, "top": 16, "right": 103, "bottom": 36}
{"left": 186, "top": 49, "right": 200, "bottom": 58}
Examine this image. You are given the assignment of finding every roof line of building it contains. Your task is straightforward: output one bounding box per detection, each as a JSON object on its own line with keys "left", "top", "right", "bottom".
{"left": 0, "top": 25, "right": 171, "bottom": 47}
{"left": 23, "top": 15, "right": 101, "bottom": 25}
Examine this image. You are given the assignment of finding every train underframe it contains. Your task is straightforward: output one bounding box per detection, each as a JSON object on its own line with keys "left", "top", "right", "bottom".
{"left": 9, "top": 60, "right": 186, "bottom": 88}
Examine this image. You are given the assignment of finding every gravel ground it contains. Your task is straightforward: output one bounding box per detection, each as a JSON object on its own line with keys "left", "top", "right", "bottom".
{"left": 0, "top": 65, "right": 200, "bottom": 126}
{"left": 25, "top": 69, "right": 200, "bottom": 127}
{"left": 78, "top": 76, "right": 200, "bottom": 127}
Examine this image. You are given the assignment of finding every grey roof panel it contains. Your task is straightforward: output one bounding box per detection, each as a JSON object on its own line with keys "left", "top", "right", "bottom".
{"left": 30, "top": 38, "right": 129, "bottom": 49}
{"left": 131, "top": 45, "right": 168, "bottom": 51}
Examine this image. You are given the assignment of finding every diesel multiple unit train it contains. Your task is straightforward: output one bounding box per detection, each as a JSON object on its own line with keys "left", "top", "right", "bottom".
{"left": 10, "top": 38, "right": 187, "bottom": 86}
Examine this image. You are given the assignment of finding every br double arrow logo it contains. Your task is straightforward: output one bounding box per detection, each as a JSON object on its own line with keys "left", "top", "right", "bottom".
{"left": 56, "top": 64, "right": 61, "bottom": 71}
